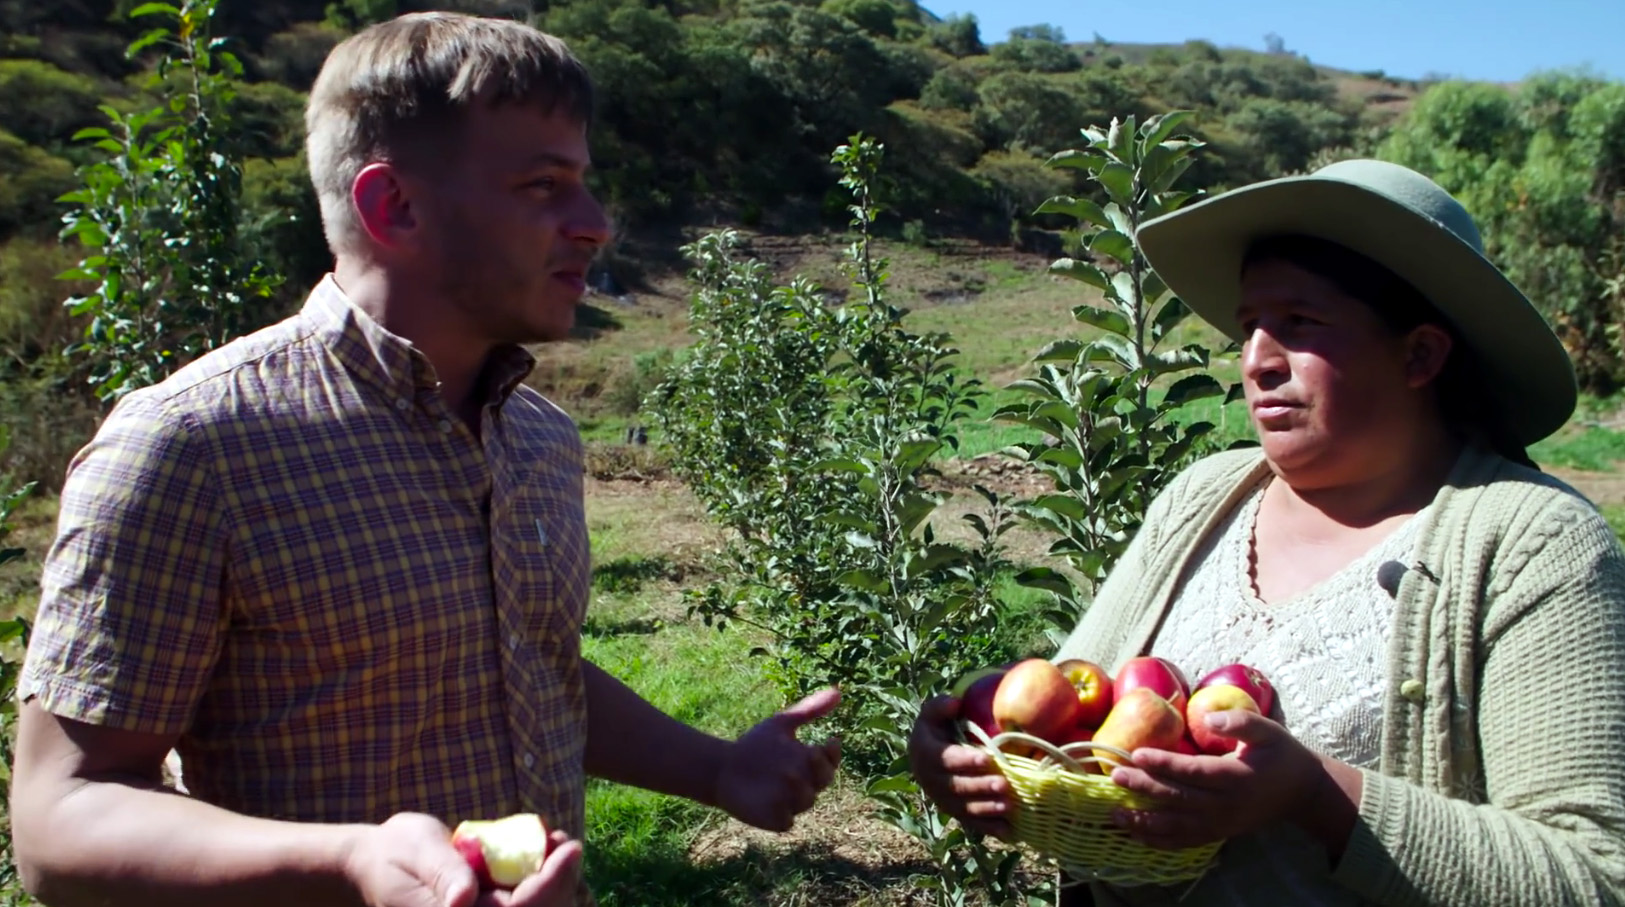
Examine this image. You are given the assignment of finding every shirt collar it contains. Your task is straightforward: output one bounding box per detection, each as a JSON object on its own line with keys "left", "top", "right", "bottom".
{"left": 302, "top": 273, "right": 538, "bottom": 407}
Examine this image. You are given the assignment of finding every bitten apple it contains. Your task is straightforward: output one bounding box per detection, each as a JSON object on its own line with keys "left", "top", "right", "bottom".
{"left": 1055, "top": 658, "right": 1114, "bottom": 729}
{"left": 1185, "top": 684, "right": 1261, "bottom": 755}
{"left": 1090, "top": 687, "right": 1186, "bottom": 771}
{"left": 993, "top": 658, "right": 1081, "bottom": 742}
{"left": 451, "top": 813, "right": 551, "bottom": 890}
{"left": 1113, "top": 656, "right": 1191, "bottom": 712}
{"left": 1194, "top": 663, "right": 1276, "bottom": 718}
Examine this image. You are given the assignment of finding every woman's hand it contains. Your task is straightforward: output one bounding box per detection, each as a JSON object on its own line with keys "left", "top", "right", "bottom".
{"left": 907, "top": 695, "right": 1013, "bottom": 839}
{"left": 1106, "top": 709, "right": 1359, "bottom": 852}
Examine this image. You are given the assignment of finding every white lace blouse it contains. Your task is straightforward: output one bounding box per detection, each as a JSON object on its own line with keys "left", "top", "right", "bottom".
{"left": 1096, "top": 476, "right": 1432, "bottom": 907}
{"left": 1149, "top": 475, "right": 1430, "bottom": 769}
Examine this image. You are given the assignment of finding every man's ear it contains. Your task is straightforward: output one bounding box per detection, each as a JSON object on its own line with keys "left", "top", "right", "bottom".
{"left": 351, "top": 163, "right": 418, "bottom": 252}
{"left": 1404, "top": 323, "right": 1454, "bottom": 389}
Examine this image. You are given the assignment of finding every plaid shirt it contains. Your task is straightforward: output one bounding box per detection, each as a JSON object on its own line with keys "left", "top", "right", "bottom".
{"left": 22, "top": 275, "right": 593, "bottom": 852}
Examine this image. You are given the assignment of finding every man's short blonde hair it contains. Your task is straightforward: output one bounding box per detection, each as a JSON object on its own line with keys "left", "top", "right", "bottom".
{"left": 304, "top": 12, "right": 594, "bottom": 254}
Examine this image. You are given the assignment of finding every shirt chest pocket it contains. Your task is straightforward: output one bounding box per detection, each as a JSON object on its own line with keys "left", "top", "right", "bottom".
{"left": 499, "top": 484, "right": 590, "bottom": 650}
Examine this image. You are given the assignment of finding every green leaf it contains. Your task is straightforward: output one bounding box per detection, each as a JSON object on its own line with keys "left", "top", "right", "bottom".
{"left": 1151, "top": 295, "right": 1189, "bottom": 340}
{"left": 126, "top": 27, "right": 172, "bottom": 57}
{"left": 1140, "top": 110, "right": 1196, "bottom": 154}
{"left": 813, "top": 457, "right": 869, "bottom": 475}
{"left": 1033, "top": 195, "right": 1109, "bottom": 228}
{"left": 1014, "top": 567, "right": 1075, "bottom": 596}
{"left": 1089, "top": 230, "right": 1134, "bottom": 266}
{"left": 895, "top": 438, "right": 942, "bottom": 473}
{"left": 1147, "top": 347, "right": 1209, "bottom": 375}
{"left": 0, "top": 617, "right": 28, "bottom": 644}
{"left": 1032, "top": 338, "right": 1085, "bottom": 363}
{"left": 129, "top": 3, "right": 181, "bottom": 18}
{"left": 1071, "top": 305, "right": 1131, "bottom": 337}
{"left": 1032, "top": 493, "right": 1087, "bottom": 520}
{"left": 838, "top": 569, "right": 890, "bottom": 593}
{"left": 1104, "top": 203, "right": 1135, "bottom": 238}
{"left": 1162, "top": 374, "right": 1224, "bottom": 407}
{"left": 1031, "top": 401, "right": 1080, "bottom": 429}
{"left": 1109, "top": 270, "right": 1141, "bottom": 310}
{"left": 865, "top": 775, "right": 919, "bottom": 795}
{"left": 1097, "top": 162, "right": 1135, "bottom": 205}
{"left": 1084, "top": 334, "right": 1137, "bottom": 370}
{"left": 1034, "top": 446, "right": 1084, "bottom": 470}
{"left": 1049, "top": 258, "right": 1110, "bottom": 291}
{"left": 845, "top": 531, "right": 879, "bottom": 549}
{"left": 1045, "top": 148, "right": 1106, "bottom": 173}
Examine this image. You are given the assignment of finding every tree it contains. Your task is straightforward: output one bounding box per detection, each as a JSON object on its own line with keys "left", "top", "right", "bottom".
{"left": 57, "top": 0, "right": 282, "bottom": 402}
{"left": 926, "top": 12, "right": 983, "bottom": 58}
{"left": 1381, "top": 75, "right": 1625, "bottom": 391}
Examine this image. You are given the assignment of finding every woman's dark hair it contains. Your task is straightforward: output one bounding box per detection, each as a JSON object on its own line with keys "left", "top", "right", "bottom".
{"left": 1240, "top": 234, "right": 1537, "bottom": 469}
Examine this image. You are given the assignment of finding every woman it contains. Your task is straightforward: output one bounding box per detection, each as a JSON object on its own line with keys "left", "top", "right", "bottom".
{"left": 908, "top": 159, "right": 1625, "bottom": 906}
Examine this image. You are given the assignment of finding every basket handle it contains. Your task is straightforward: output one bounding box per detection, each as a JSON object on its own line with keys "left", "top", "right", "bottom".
{"left": 961, "top": 721, "right": 1135, "bottom": 775}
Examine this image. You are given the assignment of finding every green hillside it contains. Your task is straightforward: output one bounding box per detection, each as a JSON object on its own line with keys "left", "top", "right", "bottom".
{"left": 0, "top": 0, "right": 1621, "bottom": 494}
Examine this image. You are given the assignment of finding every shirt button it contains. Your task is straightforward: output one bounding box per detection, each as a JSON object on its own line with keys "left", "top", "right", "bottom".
{"left": 522, "top": 752, "right": 536, "bottom": 769}
{"left": 394, "top": 398, "right": 409, "bottom": 412}
{"left": 507, "top": 632, "right": 521, "bottom": 650}
{"left": 438, "top": 419, "right": 454, "bottom": 435}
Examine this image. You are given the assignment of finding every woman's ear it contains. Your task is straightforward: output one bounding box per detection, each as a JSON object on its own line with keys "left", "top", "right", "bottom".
{"left": 1404, "top": 324, "right": 1454, "bottom": 388}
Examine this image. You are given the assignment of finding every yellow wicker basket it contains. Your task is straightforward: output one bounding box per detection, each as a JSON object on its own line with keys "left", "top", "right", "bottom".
{"left": 962, "top": 721, "right": 1222, "bottom": 888}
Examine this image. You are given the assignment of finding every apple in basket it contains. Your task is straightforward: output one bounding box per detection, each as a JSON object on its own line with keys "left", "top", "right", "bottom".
{"left": 1185, "top": 684, "right": 1262, "bottom": 756}
{"left": 1113, "top": 656, "right": 1190, "bottom": 713}
{"left": 1193, "top": 663, "right": 1277, "bottom": 718}
{"left": 452, "top": 813, "right": 551, "bottom": 890}
{"left": 1054, "top": 658, "right": 1114, "bottom": 729}
{"left": 992, "top": 658, "right": 1081, "bottom": 742}
{"left": 1090, "top": 687, "right": 1186, "bottom": 772}
{"left": 954, "top": 666, "right": 1008, "bottom": 741}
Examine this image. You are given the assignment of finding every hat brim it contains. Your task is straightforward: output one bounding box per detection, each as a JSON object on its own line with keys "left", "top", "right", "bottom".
{"left": 1138, "top": 175, "right": 1577, "bottom": 447}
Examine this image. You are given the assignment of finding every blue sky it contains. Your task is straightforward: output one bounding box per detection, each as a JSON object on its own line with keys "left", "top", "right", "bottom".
{"left": 923, "top": 0, "right": 1625, "bottom": 83}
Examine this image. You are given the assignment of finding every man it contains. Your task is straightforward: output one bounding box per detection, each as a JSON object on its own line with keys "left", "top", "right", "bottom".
{"left": 9, "top": 13, "right": 841, "bottom": 907}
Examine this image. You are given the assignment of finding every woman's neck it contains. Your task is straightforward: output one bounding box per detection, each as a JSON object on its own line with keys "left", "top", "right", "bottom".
{"left": 1273, "top": 424, "right": 1464, "bottom": 529}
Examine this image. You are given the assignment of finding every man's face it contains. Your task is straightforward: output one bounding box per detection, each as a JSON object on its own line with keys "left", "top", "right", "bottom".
{"left": 406, "top": 100, "right": 610, "bottom": 346}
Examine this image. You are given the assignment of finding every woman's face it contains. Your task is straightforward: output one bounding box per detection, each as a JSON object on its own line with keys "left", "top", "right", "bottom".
{"left": 1236, "top": 258, "right": 1451, "bottom": 489}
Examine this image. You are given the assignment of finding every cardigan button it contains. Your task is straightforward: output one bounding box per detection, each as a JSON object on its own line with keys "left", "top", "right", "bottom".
{"left": 1400, "top": 679, "right": 1425, "bottom": 703}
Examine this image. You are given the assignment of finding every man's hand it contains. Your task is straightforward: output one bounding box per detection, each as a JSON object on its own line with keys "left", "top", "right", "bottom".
{"left": 345, "top": 813, "right": 584, "bottom": 907}
{"left": 906, "top": 695, "right": 1012, "bottom": 839}
{"left": 713, "top": 688, "right": 843, "bottom": 832}
{"left": 1106, "top": 709, "right": 1351, "bottom": 851}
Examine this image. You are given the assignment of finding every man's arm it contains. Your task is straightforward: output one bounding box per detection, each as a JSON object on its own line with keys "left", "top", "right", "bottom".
{"left": 9, "top": 703, "right": 366, "bottom": 907}
{"left": 580, "top": 660, "right": 842, "bottom": 832}
{"left": 579, "top": 660, "right": 730, "bottom": 807}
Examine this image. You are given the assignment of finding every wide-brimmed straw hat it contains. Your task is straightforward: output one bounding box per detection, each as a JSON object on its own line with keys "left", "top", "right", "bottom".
{"left": 1137, "top": 158, "right": 1577, "bottom": 446}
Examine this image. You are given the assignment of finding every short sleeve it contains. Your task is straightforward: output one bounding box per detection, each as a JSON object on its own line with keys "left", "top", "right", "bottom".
{"left": 19, "top": 392, "right": 229, "bottom": 736}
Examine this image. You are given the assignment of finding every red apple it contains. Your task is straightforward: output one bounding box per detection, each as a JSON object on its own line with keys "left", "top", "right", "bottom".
{"left": 1113, "top": 656, "right": 1190, "bottom": 713}
{"left": 1185, "top": 684, "right": 1261, "bottom": 755}
{"left": 451, "top": 813, "right": 551, "bottom": 890}
{"left": 1055, "top": 722, "right": 1094, "bottom": 749}
{"left": 1090, "top": 687, "right": 1186, "bottom": 772}
{"left": 1194, "top": 663, "right": 1276, "bottom": 718}
{"left": 1055, "top": 658, "right": 1114, "bottom": 730}
{"left": 993, "top": 658, "right": 1081, "bottom": 743}
{"left": 957, "top": 668, "right": 1006, "bottom": 741}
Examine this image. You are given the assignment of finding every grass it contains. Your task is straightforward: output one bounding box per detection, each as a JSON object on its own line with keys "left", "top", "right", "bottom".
{"left": 1530, "top": 424, "right": 1625, "bottom": 472}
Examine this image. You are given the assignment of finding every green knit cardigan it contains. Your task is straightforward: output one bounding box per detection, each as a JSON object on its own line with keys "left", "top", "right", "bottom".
{"left": 1052, "top": 442, "right": 1625, "bottom": 905}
